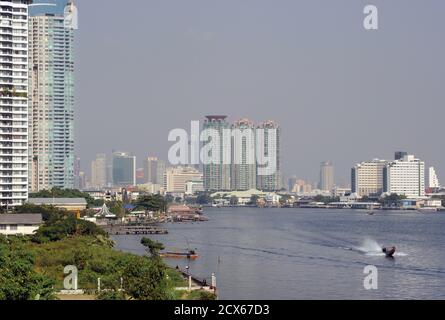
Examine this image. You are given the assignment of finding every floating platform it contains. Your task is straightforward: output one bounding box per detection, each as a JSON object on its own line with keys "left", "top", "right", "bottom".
{"left": 103, "top": 225, "right": 168, "bottom": 235}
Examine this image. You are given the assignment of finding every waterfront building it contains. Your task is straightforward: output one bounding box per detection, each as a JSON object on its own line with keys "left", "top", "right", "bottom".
{"left": 112, "top": 152, "right": 136, "bottom": 187}
{"left": 202, "top": 115, "right": 231, "bottom": 191}
{"left": 144, "top": 156, "right": 165, "bottom": 186}
{"left": 291, "top": 179, "right": 313, "bottom": 194}
{"left": 318, "top": 161, "right": 334, "bottom": 192}
{"left": 185, "top": 179, "right": 204, "bottom": 195}
{"left": 428, "top": 167, "right": 441, "bottom": 189}
{"left": 0, "top": 214, "right": 43, "bottom": 236}
{"left": 164, "top": 166, "right": 202, "bottom": 194}
{"left": 91, "top": 154, "right": 107, "bottom": 189}
{"left": 231, "top": 118, "right": 256, "bottom": 191}
{"left": 351, "top": 159, "right": 388, "bottom": 197}
{"left": 28, "top": 197, "right": 87, "bottom": 211}
{"left": 28, "top": 1, "right": 75, "bottom": 191}
{"left": 256, "top": 120, "right": 281, "bottom": 191}
{"left": 383, "top": 154, "right": 425, "bottom": 198}
{"left": 0, "top": 0, "right": 32, "bottom": 207}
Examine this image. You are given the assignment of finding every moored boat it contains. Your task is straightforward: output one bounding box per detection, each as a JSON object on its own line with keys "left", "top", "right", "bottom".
{"left": 160, "top": 250, "right": 199, "bottom": 260}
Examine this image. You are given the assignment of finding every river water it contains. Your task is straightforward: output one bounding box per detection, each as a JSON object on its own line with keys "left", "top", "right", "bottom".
{"left": 113, "top": 207, "right": 445, "bottom": 300}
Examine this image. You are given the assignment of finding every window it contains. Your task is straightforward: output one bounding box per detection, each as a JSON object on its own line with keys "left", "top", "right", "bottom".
{"left": 9, "top": 225, "right": 17, "bottom": 231}
{"left": 0, "top": 225, "right": 6, "bottom": 230}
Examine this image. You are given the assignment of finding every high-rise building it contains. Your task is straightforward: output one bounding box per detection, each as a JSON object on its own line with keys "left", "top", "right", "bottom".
{"left": 164, "top": 166, "right": 203, "bottom": 194}
{"left": 73, "top": 156, "right": 81, "bottom": 189}
{"left": 112, "top": 152, "right": 136, "bottom": 187}
{"left": 256, "top": 120, "right": 281, "bottom": 191}
{"left": 395, "top": 151, "right": 408, "bottom": 160}
{"left": 231, "top": 118, "right": 256, "bottom": 191}
{"left": 203, "top": 115, "right": 231, "bottom": 191}
{"left": 383, "top": 154, "right": 425, "bottom": 198}
{"left": 428, "top": 167, "right": 441, "bottom": 189}
{"left": 28, "top": 2, "right": 75, "bottom": 191}
{"left": 351, "top": 159, "right": 387, "bottom": 197}
{"left": 0, "top": 0, "right": 32, "bottom": 207}
{"left": 91, "top": 154, "right": 107, "bottom": 189}
{"left": 144, "top": 156, "right": 165, "bottom": 186}
{"left": 318, "top": 161, "right": 334, "bottom": 192}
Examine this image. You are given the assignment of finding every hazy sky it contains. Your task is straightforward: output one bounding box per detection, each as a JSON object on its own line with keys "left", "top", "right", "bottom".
{"left": 38, "top": 0, "right": 445, "bottom": 185}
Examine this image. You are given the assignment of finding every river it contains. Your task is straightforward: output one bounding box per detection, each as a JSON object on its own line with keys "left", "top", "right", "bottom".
{"left": 112, "top": 207, "right": 445, "bottom": 300}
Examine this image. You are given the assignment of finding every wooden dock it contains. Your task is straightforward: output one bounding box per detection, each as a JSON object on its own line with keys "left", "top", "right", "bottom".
{"left": 103, "top": 225, "right": 168, "bottom": 235}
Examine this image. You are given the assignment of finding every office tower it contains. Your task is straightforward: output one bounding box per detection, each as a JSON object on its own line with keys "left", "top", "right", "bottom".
{"left": 383, "top": 154, "right": 425, "bottom": 198}
{"left": 395, "top": 151, "right": 408, "bottom": 160}
{"left": 318, "top": 161, "right": 334, "bottom": 192}
{"left": 144, "top": 156, "right": 165, "bottom": 186}
{"left": 0, "top": 0, "right": 32, "bottom": 207}
{"left": 91, "top": 154, "right": 107, "bottom": 189}
{"left": 136, "top": 168, "right": 144, "bottom": 184}
{"left": 231, "top": 118, "right": 256, "bottom": 191}
{"left": 78, "top": 171, "right": 86, "bottom": 190}
{"left": 256, "top": 120, "right": 281, "bottom": 191}
{"left": 351, "top": 159, "right": 388, "bottom": 197}
{"left": 112, "top": 152, "right": 136, "bottom": 187}
{"left": 164, "top": 166, "right": 203, "bottom": 194}
{"left": 203, "top": 115, "right": 231, "bottom": 191}
{"left": 28, "top": 1, "right": 75, "bottom": 191}
{"left": 428, "top": 167, "right": 441, "bottom": 189}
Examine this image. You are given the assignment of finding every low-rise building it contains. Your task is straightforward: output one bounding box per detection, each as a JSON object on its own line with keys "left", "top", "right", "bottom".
{"left": 0, "top": 214, "right": 43, "bottom": 236}
{"left": 28, "top": 198, "right": 87, "bottom": 211}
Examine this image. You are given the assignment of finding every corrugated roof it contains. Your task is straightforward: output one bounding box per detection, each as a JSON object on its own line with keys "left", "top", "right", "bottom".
{"left": 0, "top": 214, "right": 43, "bottom": 225}
{"left": 28, "top": 198, "right": 87, "bottom": 205}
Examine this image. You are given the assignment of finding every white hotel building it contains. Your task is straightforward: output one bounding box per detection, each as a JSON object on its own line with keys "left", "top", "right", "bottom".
{"left": 351, "top": 159, "right": 387, "bottom": 197}
{"left": 0, "top": 0, "right": 31, "bottom": 207}
{"left": 383, "top": 154, "right": 425, "bottom": 198}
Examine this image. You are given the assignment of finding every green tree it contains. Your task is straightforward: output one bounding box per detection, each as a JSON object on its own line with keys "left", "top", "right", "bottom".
{"left": 123, "top": 256, "right": 168, "bottom": 300}
{"left": 134, "top": 195, "right": 167, "bottom": 212}
{"left": 141, "top": 237, "right": 165, "bottom": 256}
{"left": 0, "top": 237, "right": 55, "bottom": 300}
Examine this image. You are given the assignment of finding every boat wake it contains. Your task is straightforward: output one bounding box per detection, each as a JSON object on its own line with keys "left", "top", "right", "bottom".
{"left": 351, "top": 238, "right": 408, "bottom": 257}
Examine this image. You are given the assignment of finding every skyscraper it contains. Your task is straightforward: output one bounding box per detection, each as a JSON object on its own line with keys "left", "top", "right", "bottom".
{"left": 231, "top": 118, "right": 256, "bottom": 191}
{"left": 0, "top": 0, "right": 32, "bottom": 207}
{"left": 351, "top": 159, "right": 387, "bottom": 197}
{"left": 28, "top": 1, "right": 75, "bottom": 191}
{"left": 91, "top": 154, "right": 107, "bottom": 189}
{"left": 112, "top": 152, "right": 136, "bottom": 187}
{"left": 256, "top": 120, "right": 281, "bottom": 191}
{"left": 73, "top": 156, "right": 81, "bottom": 189}
{"left": 383, "top": 154, "right": 425, "bottom": 198}
{"left": 203, "top": 116, "right": 231, "bottom": 191}
{"left": 144, "top": 156, "right": 165, "bottom": 186}
{"left": 428, "top": 167, "right": 441, "bottom": 189}
{"left": 318, "top": 161, "right": 334, "bottom": 192}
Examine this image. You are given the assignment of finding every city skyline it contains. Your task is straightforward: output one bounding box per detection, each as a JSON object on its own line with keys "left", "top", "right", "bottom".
{"left": 69, "top": 0, "right": 444, "bottom": 185}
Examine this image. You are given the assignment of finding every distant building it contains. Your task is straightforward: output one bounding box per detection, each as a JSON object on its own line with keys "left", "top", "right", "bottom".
{"left": 383, "top": 154, "right": 425, "bottom": 198}
{"left": 74, "top": 157, "right": 81, "bottom": 189}
{"left": 395, "top": 151, "right": 408, "bottom": 160}
{"left": 164, "top": 167, "right": 203, "bottom": 194}
{"left": 231, "top": 119, "right": 257, "bottom": 191}
{"left": 428, "top": 167, "right": 441, "bottom": 189}
{"left": 203, "top": 116, "right": 231, "bottom": 191}
{"left": 318, "top": 161, "right": 334, "bottom": 192}
{"left": 256, "top": 120, "right": 281, "bottom": 191}
{"left": 91, "top": 154, "right": 107, "bottom": 189}
{"left": 185, "top": 180, "right": 205, "bottom": 195}
{"left": 28, "top": 198, "right": 87, "bottom": 211}
{"left": 351, "top": 159, "right": 388, "bottom": 197}
{"left": 112, "top": 152, "right": 136, "bottom": 187}
{"left": 144, "top": 157, "right": 165, "bottom": 186}
{"left": 0, "top": 214, "right": 43, "bottom": 236}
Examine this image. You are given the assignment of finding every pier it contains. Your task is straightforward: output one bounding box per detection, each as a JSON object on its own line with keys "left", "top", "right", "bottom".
{"left": 102, "top": 225, "right": 168, "bottom": 235}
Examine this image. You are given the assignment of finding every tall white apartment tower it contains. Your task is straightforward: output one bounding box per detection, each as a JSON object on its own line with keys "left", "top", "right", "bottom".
{"left": 0, "top": 0, "right": 32, "bottom": 207}
{"left": 383, "top": 154, "right": 425, "bottom": 198}
{"left": 428, "top": 167, "right": 441, "bottom": 189}
{"left": 256, "top": 120, "right": 281, "bottom": 191}
{"left": 28, "top": 2, "right": 75, "bottom": 191}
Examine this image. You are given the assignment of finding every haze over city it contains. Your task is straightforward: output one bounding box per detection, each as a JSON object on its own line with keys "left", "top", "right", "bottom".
{"left": 35, "top": 0, "right": 445, "bottom": 184}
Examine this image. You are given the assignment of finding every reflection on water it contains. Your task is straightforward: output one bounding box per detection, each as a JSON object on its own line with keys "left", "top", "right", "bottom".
{"left": 113, "top": 208, "right": 445, "bottom": 300}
